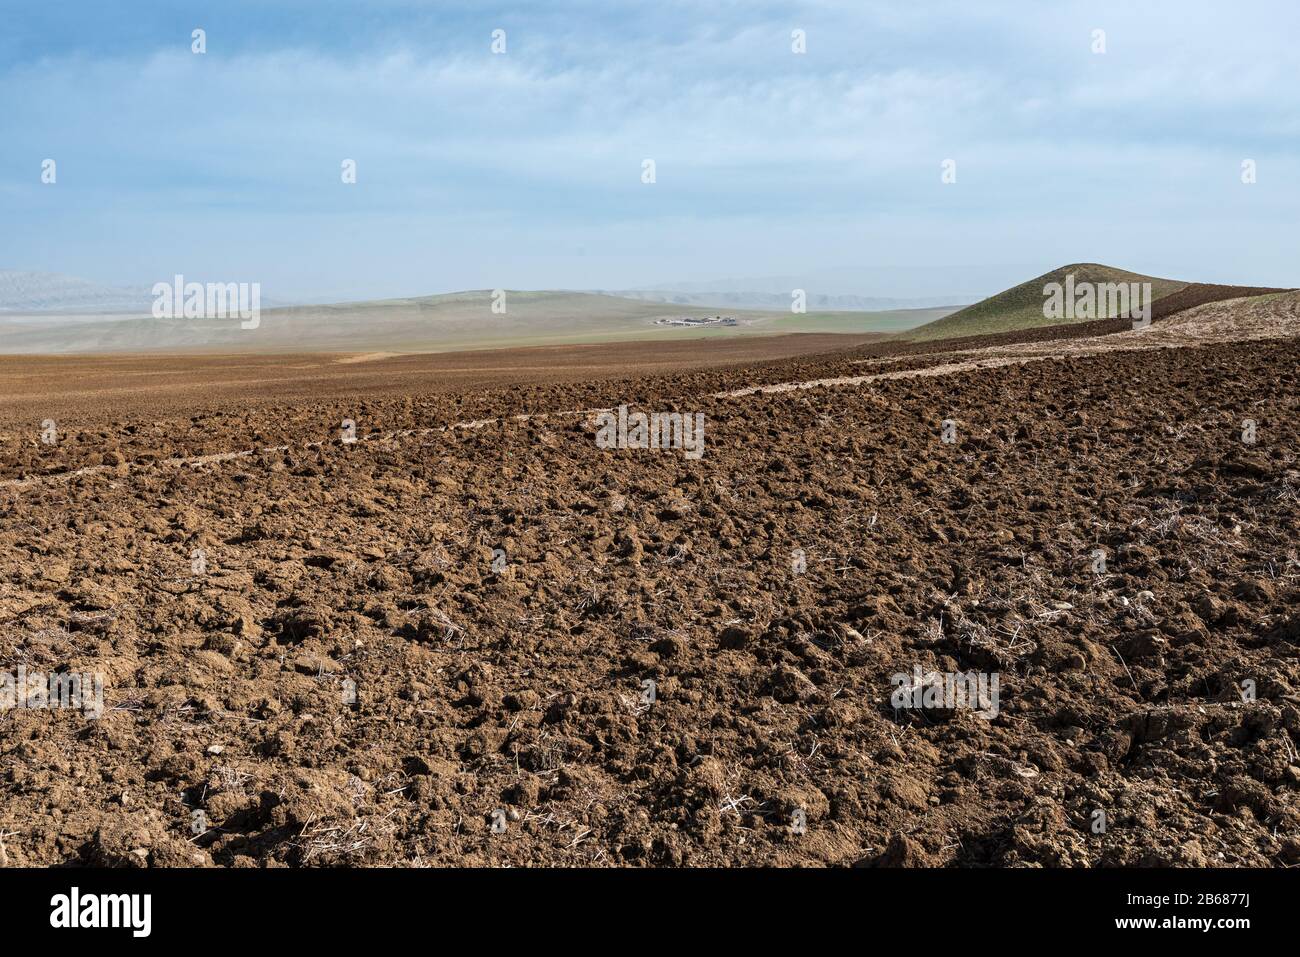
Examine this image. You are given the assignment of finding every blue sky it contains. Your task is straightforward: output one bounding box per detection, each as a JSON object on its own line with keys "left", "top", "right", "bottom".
{"left": 2, "top": 0, "right": 1297, "bottom": 301}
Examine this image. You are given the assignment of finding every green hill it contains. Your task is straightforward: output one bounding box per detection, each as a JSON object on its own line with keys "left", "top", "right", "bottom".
{"left": 902, "top": 263, "right": 1188, "bottom": 341}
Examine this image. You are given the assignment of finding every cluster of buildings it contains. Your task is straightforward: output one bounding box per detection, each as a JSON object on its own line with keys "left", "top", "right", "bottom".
{"left": 655, "top": 315, "right": 738, "bottom": 327}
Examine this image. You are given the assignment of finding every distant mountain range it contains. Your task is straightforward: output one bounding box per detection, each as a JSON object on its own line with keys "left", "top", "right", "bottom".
{"left": 0, "top": 270, "right": 300, "bottom": 316}
{"left": 0, "top": 268, "right": 977, "bottom": 354}
{"left": 0, "top": 271, "right": 155, "bottom": 314}
{"left": 602, "top": 289, "right": 968, "bottom": 312}
{"left": 3, "top": 264, "right": 1289, "bottom": 354}
{"left": 0, "top": 286, "right": 954, "bottom": 354}
{"left": 0, "top": 270, "right": 974, "bottom": 318}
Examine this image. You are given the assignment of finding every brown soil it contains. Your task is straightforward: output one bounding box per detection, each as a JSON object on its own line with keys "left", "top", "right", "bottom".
{"left": 1, "top": 312, "right": 1298, "bottom": 868}
{"left": 0, "top": 332, "right": 884, "bottom": 426}
{"left": 1148, "top": 283, "right": 1292, "bottom": 321}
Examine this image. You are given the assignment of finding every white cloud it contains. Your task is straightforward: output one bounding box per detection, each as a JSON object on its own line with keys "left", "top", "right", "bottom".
{"left": 1, "top": 0, "right": 1297, "bottom": 296}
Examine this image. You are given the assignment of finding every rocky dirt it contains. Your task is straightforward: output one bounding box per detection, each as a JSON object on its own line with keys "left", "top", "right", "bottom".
{"left": 1, "top": 303, "right": 1298, "bottom": 867}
